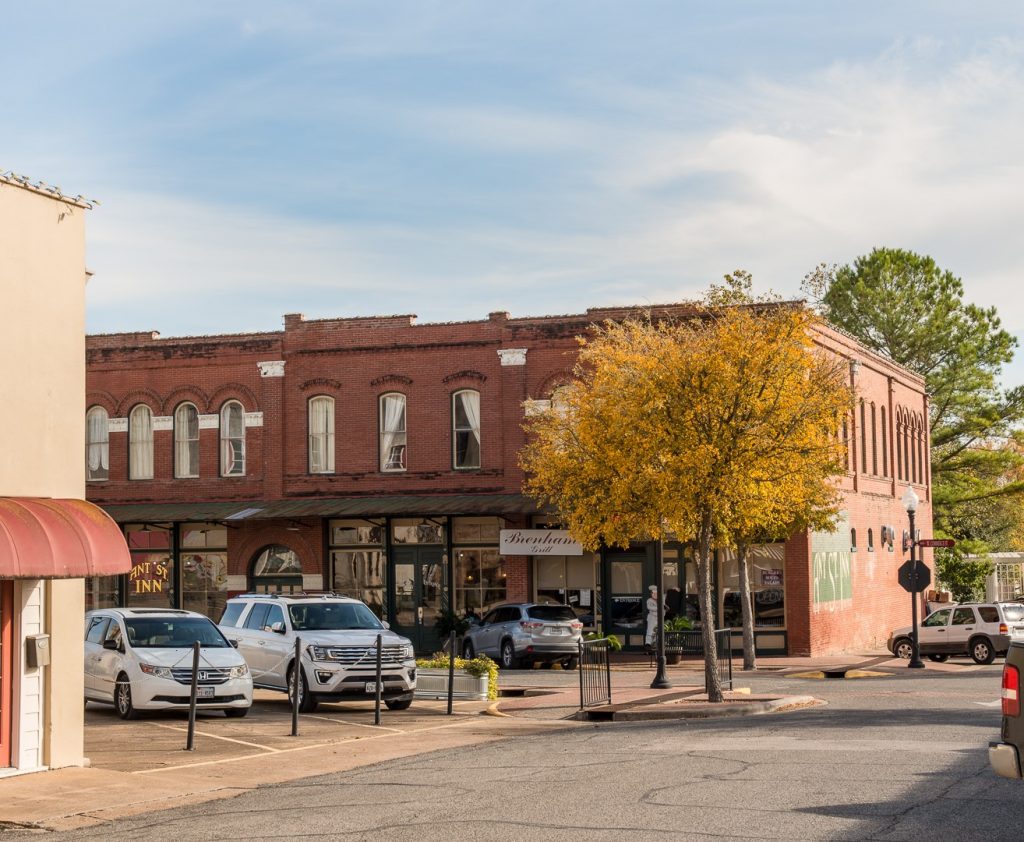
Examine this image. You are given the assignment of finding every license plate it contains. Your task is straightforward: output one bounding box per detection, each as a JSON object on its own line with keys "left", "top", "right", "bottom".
{"left": 197, "top": 686, "right": 214, "bottom": 699}
{"left": 545, "top": 626, "right": 567, "bottom": 635}
{"left": 365, "top": 682, "right": 381, "bottom": 694}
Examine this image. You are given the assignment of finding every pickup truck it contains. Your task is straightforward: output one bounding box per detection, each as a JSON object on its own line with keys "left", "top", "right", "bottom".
{"left": 990, "top": 639, "right": 1024, "bottom": 778}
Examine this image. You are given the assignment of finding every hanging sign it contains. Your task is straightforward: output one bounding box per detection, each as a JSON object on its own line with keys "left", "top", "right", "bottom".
{"left": 499, "top": 529, "right": 583, "bottom": 556}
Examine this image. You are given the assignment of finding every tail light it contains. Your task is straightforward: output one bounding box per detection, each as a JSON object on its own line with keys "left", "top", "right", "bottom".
{"left": 570, "top": 621, "right": 583, "bottom": 631}
{"left": 1000, "top": 623, "right": 1009, "bottom": 635}
{"left": 520, "top": 621, "right": 544, "bottom": 631}
{"left": 1003, "top": 665, "right": 1020, "bottom": 717}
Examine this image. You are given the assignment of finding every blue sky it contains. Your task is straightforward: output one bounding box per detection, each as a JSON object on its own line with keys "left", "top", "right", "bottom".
{"left": 4, "top": 2, "right": 1024, "bottom": 385}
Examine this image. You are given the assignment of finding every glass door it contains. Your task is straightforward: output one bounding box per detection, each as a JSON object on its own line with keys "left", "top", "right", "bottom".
{"left": 391, "top": 547, "right": 446, "bottom": 653}
{"left": 606, "top": 553, "right": 646, "bottom": 646}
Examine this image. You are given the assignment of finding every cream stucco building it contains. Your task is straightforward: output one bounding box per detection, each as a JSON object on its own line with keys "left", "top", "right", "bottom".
{"left": 0, "top": 173, "right": 128, "bottom": 774}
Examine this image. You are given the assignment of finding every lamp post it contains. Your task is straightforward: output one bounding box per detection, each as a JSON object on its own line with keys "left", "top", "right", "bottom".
{"left": 902, "top": 486, "right": 925, "bottom": 670}
{"left": 651, "top": 531, "right": 671, "bottom": 689}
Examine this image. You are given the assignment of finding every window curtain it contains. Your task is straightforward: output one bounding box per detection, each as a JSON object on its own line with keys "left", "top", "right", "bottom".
{"left": 455, "top": 391, "right": 480, "bottom": 468}
{"left": 380, "top": 394, "right": 406, "bottom": 469}
{"left": 221, "top": 402, "right": 245, "bottom": 476}
{"left": 175, "top": 404, "right": 199, "bottom": 477}
{"left": 309, "top": 397, "right": 334, "bottom": 473}
{"left": 86, "top": 408, "right": 109, "bottom": 479}
{"left": 129, "top": 406, "right": 153, "bottom": 479}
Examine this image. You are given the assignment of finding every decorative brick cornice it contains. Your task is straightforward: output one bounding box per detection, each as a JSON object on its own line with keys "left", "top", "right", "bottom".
{"left": 442, "top": 370, "right": 487, "bottom": 384}
{"left": 371, "top": 374, "right": 413, "bottom": 387}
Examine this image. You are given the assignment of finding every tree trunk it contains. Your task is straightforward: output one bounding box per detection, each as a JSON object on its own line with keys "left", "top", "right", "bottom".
{"left": 738, "top": 544, "right": 757, "bottom": 671}
{"left": 697, "top": 512, "right": 723, "bottom": 702}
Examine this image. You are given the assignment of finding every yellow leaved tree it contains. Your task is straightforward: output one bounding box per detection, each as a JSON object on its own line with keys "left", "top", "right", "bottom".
{"left": 521, "top": 277, "right": 850, "bottom": 701}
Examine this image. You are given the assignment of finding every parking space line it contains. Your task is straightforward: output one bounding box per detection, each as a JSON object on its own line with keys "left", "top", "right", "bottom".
{"left": 141, "top": 721, "right": 282, "bottom": 752}
{"left": 301, "top": 714, "right": 404, "bottom": 733}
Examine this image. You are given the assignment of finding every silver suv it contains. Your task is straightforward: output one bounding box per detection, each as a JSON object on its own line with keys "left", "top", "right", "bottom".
{"left": 461, "top": 603, "right": 583, "bottom": 669}
{"left": 888, "top": 602, "right": 1024, "bottom": 664}
{"left": 219, "top": 594, "right": 416, "bottom": 712}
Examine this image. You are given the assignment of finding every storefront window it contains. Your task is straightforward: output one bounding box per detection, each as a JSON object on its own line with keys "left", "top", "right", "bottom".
{"left": 392, "top": 518, "right": 445, "bottom": 545}
{"left": 85, "top": 576, "right": 120, "bottom": 612}
{"left": 251, "top": 544, "right": 303, "bottom": 593}
{"left": 125, "top": 524, "right": 174, "bottom": 609}
{"left": 609, "top": 559, "right": 644, "bottom": 630}
{"left": 453, "top": 548, "right": 505, "bottom": 616}
{"left": 329, "top": 519, "right": 386, "bottom": 618}
{"left": 534, "top": 553, "right": 601, "bottom": 628}
{"left": 719, "top": 544, "right": 786, "bottom": 629}
{"left": 180, "top": 523, "right": 228, "bottom": 619}
{"left": 451, "top": 517, "right": 502, "bottom": 544}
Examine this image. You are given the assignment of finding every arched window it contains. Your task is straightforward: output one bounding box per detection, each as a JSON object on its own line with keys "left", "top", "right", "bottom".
{"left": 129, "top": 404, "right": 153, "bottom": 480}
{"left": 910, "top": 415, "right": 918, "bottom": 484}
{"left": 841, "top": 417, "right": 850, "bottom": 471}
{"left": 174, "top": 402, "right": 200, "bottom": 478}
{"left": 880, "top": 408, "right": 888, "bottom": 478}
{"left": 250, "top": 544, "right": 303, "bottom": 594}
{"left": 870, "top": 403, "right": 877, "bottom": 475}
{"left": 220, "top": 401, "right": 246, "bottom": 477}
{"left": 86, "top": 406, "right": 109, "bottom": 481}
{"left": 867, "top": 528, "right": 874, "bottom": 552}
{"left": 859, "top": 400, "right": 867, "bottom": 474}
{"left": 452, "top": 390, "right": 480, "bottom": 469}
{"left": 308, "top": 396, "right": 335, "bottom": 474}
{"left": 851, "top": 528, "right": 857, "bottom": 552}
{"left": 379, "top": 393, "right": 407, "bottom": 472}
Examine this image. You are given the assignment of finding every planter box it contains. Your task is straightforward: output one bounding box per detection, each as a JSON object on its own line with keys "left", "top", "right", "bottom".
{"left": 414, "top": 668, "right": 489, "bottom": 701}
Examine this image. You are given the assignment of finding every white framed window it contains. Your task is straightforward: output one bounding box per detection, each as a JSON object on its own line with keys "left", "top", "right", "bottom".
{"left": 220, "top": 400, "right": 246, "bottom": 477}
{"left": 86, "top": 406, "right": 109, "bottom": 481}
{"left": 308, "top": 396, "right": 335, "bottom": 474}
{"left": 452, "top": 389, "right": 480, "bottom": 469}
{"left": 174, "top": 402, "right": 200, "bottom": 478}
{"left": 128, "top": 404, "right": 154, "bottom": 480}
{"left": 379, "top": 393, "right": 407, "bottom": 472}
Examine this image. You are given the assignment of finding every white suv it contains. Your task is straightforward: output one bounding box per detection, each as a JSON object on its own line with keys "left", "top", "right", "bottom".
{"left": 888, "top": 602, "right": 1024, "bottom": 664}
{"left": 84, "top": 608, "right": 253, "bottom": 719}
{"left": 219, "top": 594, "right": 416, "bottom": 712}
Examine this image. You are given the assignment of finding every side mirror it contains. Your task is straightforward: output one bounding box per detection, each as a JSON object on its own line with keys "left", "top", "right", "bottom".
{"left": 230, "top": 639, "right": 239, "bottom": 648}
{"left": 381, "top": 620, "right": 390, "bottom": 629}
{"left": 102, "top": 638, "right": 120, "bottom": 651}
{"left": 269, "top": 622, "right": 286, "bottom": 634}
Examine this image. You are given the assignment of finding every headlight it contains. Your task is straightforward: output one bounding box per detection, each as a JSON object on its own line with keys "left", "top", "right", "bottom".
{"left": 401, "top": 644, "right": 415, "bottom": 660}
{"left": 309, "top": 645, "right": 333, "bottom": 662}
{"left": 139, "top": 663, "right": 173, "bottom": 679}
{"left": 228, "top": 664, "right": 249, "bottom": 678}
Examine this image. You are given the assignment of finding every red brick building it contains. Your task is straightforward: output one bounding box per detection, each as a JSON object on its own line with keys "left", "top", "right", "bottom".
{"left": 84, "top": 305, "right": 932, "bottom": 656}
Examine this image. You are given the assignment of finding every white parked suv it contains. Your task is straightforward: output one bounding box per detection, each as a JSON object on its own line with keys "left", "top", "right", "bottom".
{"left": 888, "top": 602, "right": 1024, "bottom": 664}
{"left": 219, "top": 594, "right": 416, "bottom": 712}
{"left": 84, "top": 608, "right": 253, "bottom": 719}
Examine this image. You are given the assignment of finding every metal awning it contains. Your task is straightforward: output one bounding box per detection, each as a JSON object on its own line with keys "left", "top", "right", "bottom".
{"left": 0, "top": 497, "right": 131, "bottom": 579}
{"left": 99, "top": 494, "right": 541, "bottom": 524}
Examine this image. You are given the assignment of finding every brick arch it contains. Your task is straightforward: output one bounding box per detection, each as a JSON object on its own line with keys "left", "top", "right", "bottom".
{"left": 209, "top": 382, "right": 258, "bottom": 412}
{"left": 370, "top": 374, "right": 413, "bottom": 388}
{"left": 115, "top": 388, "right": 163, "bottom": 417}
{"left": 86, "top": 390, "right": 117, "bottom": 414}
{"left": 441, "top": 370, "right": 487, "bottom": 385}
{"left": 162, "top": 387, "right": 210, "bottom": 415}
{"left": 533, "top": 369, "right": 575, "bottom": 399}
{"left": 299, "top": 378, "right": 344, "bottom": 394}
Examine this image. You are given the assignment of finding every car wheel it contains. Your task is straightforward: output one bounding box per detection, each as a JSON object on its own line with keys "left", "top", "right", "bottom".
{"left": 385, "top": 698, "right": 413, "bottom": 711}
{"left": 115, "top": 675, "right": 138, "bottom": 720}
{"left": 893, "top": 638, "right": 914, "bottom": 660}
{"left": 927, "top": 654, "right": 949, "bottom": 663}
{"left": 562, "top": 656, "right": 579, "bottom": 670}
{"left": 224, "top": 707, "right": 249, "bottom": 718}
{"left": 462, "top": 640, "right": 475, "bottom": 659}
{"left": 287, "top": 665, "right": 319, "bottom": 713}
{"left": 499, "top": 639, "right": 518, "bottom": 670}
{"left": 970, "top": 637, "right": 996, "bottom": 665}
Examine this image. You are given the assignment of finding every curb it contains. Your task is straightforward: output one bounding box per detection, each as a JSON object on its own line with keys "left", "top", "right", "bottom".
{"left": 582, "top": 695, "right": 823, "bottom": 722}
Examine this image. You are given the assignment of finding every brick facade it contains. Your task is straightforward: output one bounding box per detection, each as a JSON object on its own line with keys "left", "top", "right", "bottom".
{"left": 86, "top": 306, "right": 932, "bottom": 656}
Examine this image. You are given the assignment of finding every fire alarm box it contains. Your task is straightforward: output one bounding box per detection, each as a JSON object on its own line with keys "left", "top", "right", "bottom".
{"left": 26, "top": 634, "right": 50, "bottom": 668}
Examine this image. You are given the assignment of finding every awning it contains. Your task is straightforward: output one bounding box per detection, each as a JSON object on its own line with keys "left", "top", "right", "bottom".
{"left": 100, "top": 494, "right": 542, "bottom": 524}
{"left": 0, "top": 497, "right": 132, "bottom": 579}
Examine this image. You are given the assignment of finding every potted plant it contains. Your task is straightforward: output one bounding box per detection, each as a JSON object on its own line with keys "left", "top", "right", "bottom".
{"left": 414, "top": 653, "right": 498, "bottom": 701}
{"left": 663, "top": 616, "right": 694, "bottom": 665}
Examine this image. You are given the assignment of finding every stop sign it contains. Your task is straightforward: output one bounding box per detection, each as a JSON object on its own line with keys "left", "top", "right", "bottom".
{"left": 898, "top": 560, "right": 932, "bottom": 593}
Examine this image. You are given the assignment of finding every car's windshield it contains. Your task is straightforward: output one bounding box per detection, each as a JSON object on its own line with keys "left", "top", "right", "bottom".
{"left": 288, "top": 602, "right": 383, "bottom": 631}
{"left": 124, "top": 617, "right": 231, "bottom": 648}
{"left": 1003, "top": 604, "right": 1024, "bottom": 622}
{"left": 527, "top": 606, "right": 577, "bottom": 622}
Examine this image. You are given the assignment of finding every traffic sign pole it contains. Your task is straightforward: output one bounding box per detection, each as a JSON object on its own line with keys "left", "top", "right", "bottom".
{"left": 908, "top": 509, "right": 924, "bottom": 669}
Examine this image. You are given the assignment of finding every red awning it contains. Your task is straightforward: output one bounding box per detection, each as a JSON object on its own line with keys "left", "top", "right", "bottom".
{"left": 0, "top": 498, "right": 131, "bottom": 579}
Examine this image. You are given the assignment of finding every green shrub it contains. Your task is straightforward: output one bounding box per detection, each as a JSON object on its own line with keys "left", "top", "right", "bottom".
{"left": 584, "top": 631, "right": 622, "bottom": 651}
{"left": 415, "top": 653, "right": 499, "bottom": 700}
{"left": 664, "top": 616, "right": 693, "bottom": 632}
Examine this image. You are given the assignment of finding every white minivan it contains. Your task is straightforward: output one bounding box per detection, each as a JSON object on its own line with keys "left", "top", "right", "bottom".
{"left": 84, "top": 608, "right": 253, "bottom": 719}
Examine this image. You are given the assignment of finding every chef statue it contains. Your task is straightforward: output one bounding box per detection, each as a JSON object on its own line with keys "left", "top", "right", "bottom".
{"left": 645, "top": 584, "right": 664, "bottom": 652}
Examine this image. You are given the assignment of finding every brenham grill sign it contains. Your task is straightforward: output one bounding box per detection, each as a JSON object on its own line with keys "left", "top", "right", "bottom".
{"left": 499, "top": 529, "right": 584, "bottom": 556}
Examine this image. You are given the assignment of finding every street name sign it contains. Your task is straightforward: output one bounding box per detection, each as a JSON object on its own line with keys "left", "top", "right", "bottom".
{"left": 917, "top": 538, "right": 955, "bottom": 549}
{"left": 898, "top": 560, "right": 932, "bottom": 593}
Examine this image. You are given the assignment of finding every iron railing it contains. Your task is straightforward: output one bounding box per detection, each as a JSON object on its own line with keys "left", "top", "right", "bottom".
{"left": 578, "top": 638, "right": 613, "bottom": 709}
{"left": 664, "top": 628, "right": 733, "bottom": 693}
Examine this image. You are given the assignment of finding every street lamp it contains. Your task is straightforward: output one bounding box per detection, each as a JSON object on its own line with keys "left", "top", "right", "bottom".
{"left": 901, "top": 486, "right": 925, "bottom": 669}
{"left": 650, "top": 531, "right": 671, "bottom": 689}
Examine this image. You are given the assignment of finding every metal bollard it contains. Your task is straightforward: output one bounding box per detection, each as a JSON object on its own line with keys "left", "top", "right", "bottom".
{"left": 185, "top": 641, "right": 200, "bottom": 751}
{"left": 447, "top": 630, "right": 456, "bottom": 715}
{"left": 374, "top": 634, "right": 382, "bottom": 726}
{"left": 291, "top": 636, "right": 301, "bottom": 737}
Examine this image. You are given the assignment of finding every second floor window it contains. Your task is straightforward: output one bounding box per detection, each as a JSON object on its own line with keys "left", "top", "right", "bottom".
{"left": 453, "top": 390, "right": 480, "bottom": 469}
{"left": 129, "top": 405, "right": 153, "bottom": 480}
{"left": 174, "top": 403, "right": 200, "bottom": 478}
{"left": 220, "top": 401, "right": 246, "bottom": 477}
{"left": 380, "top": 393, "right": 407, "bottom": 472}
{"left": 308, "top": 396, "right": 335, "bottom": 474}
{"left": 86, "top": 406, "right": 109, "bottom": 481}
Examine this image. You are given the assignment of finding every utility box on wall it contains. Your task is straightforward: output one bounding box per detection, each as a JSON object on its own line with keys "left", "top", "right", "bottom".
{"left": 26, "top": 633, "right": 50, "bottom": 668}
